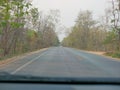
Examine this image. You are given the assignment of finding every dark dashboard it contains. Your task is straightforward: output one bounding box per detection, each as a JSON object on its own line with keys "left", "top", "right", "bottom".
{"left": 0, "top": 83, "right": 120, "bottom": 90}
{"left": 0, "top": 74, "right": 120, "bottom": 90}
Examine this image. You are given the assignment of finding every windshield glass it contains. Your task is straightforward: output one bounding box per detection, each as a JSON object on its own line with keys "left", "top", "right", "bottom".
{"left": 0, "top": 0, "right": 120, "bottom": 82}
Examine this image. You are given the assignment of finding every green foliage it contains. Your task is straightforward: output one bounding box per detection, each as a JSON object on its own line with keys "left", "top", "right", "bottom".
{"left": 27, "top": 30, "right": 37, "bottom": 38}
{"left": 111, "top": 19, "right": 115, "bottom": 23}
{"left": 112, "top": 52, "right": 120, "bottom": 58}
{"left": 0, "top": 29, "right": 2, "bottom": 34}
{"left": 62, "top": 10, "right": 108, "bottom": 51}
{"left": 1, "top": 21, "right": 7, "bottom": 27}
{"left": 30, "top": 8, "right": 39, "bottom": 26}
{"left": 53, "top": 36, "right": 60, "bottom": 46}
{"left": 0, "top": 0, "right": 60, "bottom": 58}
{"left": 105, "top": 52, "right": 120, "bottom": 58}
{"left": 11, "top": 22, "right": 24, "bottom": 28}
{"left": 104, "top": 31, "right": 117, "bottom": 44}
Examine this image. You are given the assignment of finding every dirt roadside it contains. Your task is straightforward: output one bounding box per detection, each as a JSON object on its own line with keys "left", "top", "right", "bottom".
{"left": 0, "top": 48, "right": 48, "bottom": 66}
{"left": 85, "top": 51, "right": 106, "bottom": 55}
{"left": 84, "top": 50, "right": 120, "bottom": 61}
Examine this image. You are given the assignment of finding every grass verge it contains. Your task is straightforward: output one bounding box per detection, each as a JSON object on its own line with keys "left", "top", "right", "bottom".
{"left": 105, "top": 52, "right": 120, "bottom": 58}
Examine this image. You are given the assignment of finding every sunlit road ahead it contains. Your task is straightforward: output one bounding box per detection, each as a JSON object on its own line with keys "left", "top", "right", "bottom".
{"left": 0, "top": 47, "right": 120, "bottom": 78}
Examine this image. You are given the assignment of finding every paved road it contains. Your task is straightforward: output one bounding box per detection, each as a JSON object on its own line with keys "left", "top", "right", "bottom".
{"left": 0, "top": 47, "right": 120, "bottom": 78}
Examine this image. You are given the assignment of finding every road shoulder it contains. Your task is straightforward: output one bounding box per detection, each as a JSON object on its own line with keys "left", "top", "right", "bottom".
{"left": 72, "top": 48, "right": 120, "bottom": 61}
{"left": 0, "top": 48, "right": 48, "bottom": 67}
{"left": 84, "top": 50, "right": 120, "bottom": 61}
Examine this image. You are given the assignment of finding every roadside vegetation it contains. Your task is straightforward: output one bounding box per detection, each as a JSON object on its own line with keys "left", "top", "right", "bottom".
{"left": 62, "top": 0, "right": 120, "bottom": 58}
{"left": 0, "top": 0, "right": 59, "bottom": 60}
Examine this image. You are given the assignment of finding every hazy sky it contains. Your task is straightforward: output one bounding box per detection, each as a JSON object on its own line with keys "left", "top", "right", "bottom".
{"left": 32, "top": 0, "right": 109, "bottom": 41}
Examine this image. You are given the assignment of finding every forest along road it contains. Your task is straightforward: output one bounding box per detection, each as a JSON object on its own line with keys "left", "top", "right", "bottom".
{"left": 0, "top": 47, "right": 120, "bottom": 78}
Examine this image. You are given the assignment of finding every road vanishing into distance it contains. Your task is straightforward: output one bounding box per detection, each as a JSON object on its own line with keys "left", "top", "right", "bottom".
{"left": 0, "top": 47, "right": 120, "bottom": 78}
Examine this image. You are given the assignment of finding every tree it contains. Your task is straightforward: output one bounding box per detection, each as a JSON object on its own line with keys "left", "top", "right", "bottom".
{"left": 0, "top": 0, "right": 60, "bottom": 57}
{"left": 104, "top": 0, "right": 120, "bottom": 51}
{"left": 62, "top": 10, "right": 108, "bottom": 51}
{"left": 111, "top": 0, "right": 120, "bottom": 50}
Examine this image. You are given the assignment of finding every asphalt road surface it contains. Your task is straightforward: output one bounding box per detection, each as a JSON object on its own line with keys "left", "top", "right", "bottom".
{"left": 0, "top": 47, "right": 120, "bottom": 78}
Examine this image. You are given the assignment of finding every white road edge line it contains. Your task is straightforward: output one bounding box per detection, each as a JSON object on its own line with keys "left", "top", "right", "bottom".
{"left": 11, "top": 52, "right": 47, "bottom": 75}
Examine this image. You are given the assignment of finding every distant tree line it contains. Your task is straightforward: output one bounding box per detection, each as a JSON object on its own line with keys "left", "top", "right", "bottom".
{"left": 0, "top": 0, "right": 59, "bottom": 57}
{"left": 62, "top": 0, "right": 120, "bottom": 53}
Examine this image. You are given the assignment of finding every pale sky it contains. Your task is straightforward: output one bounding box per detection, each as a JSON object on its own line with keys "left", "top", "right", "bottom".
{"left": 32, "top": 0, "right": 109, "bottom": 41}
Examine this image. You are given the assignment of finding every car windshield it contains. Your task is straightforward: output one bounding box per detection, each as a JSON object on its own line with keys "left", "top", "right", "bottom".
{"left": 0, "top": 0, "right": 120, "bottom": 82}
